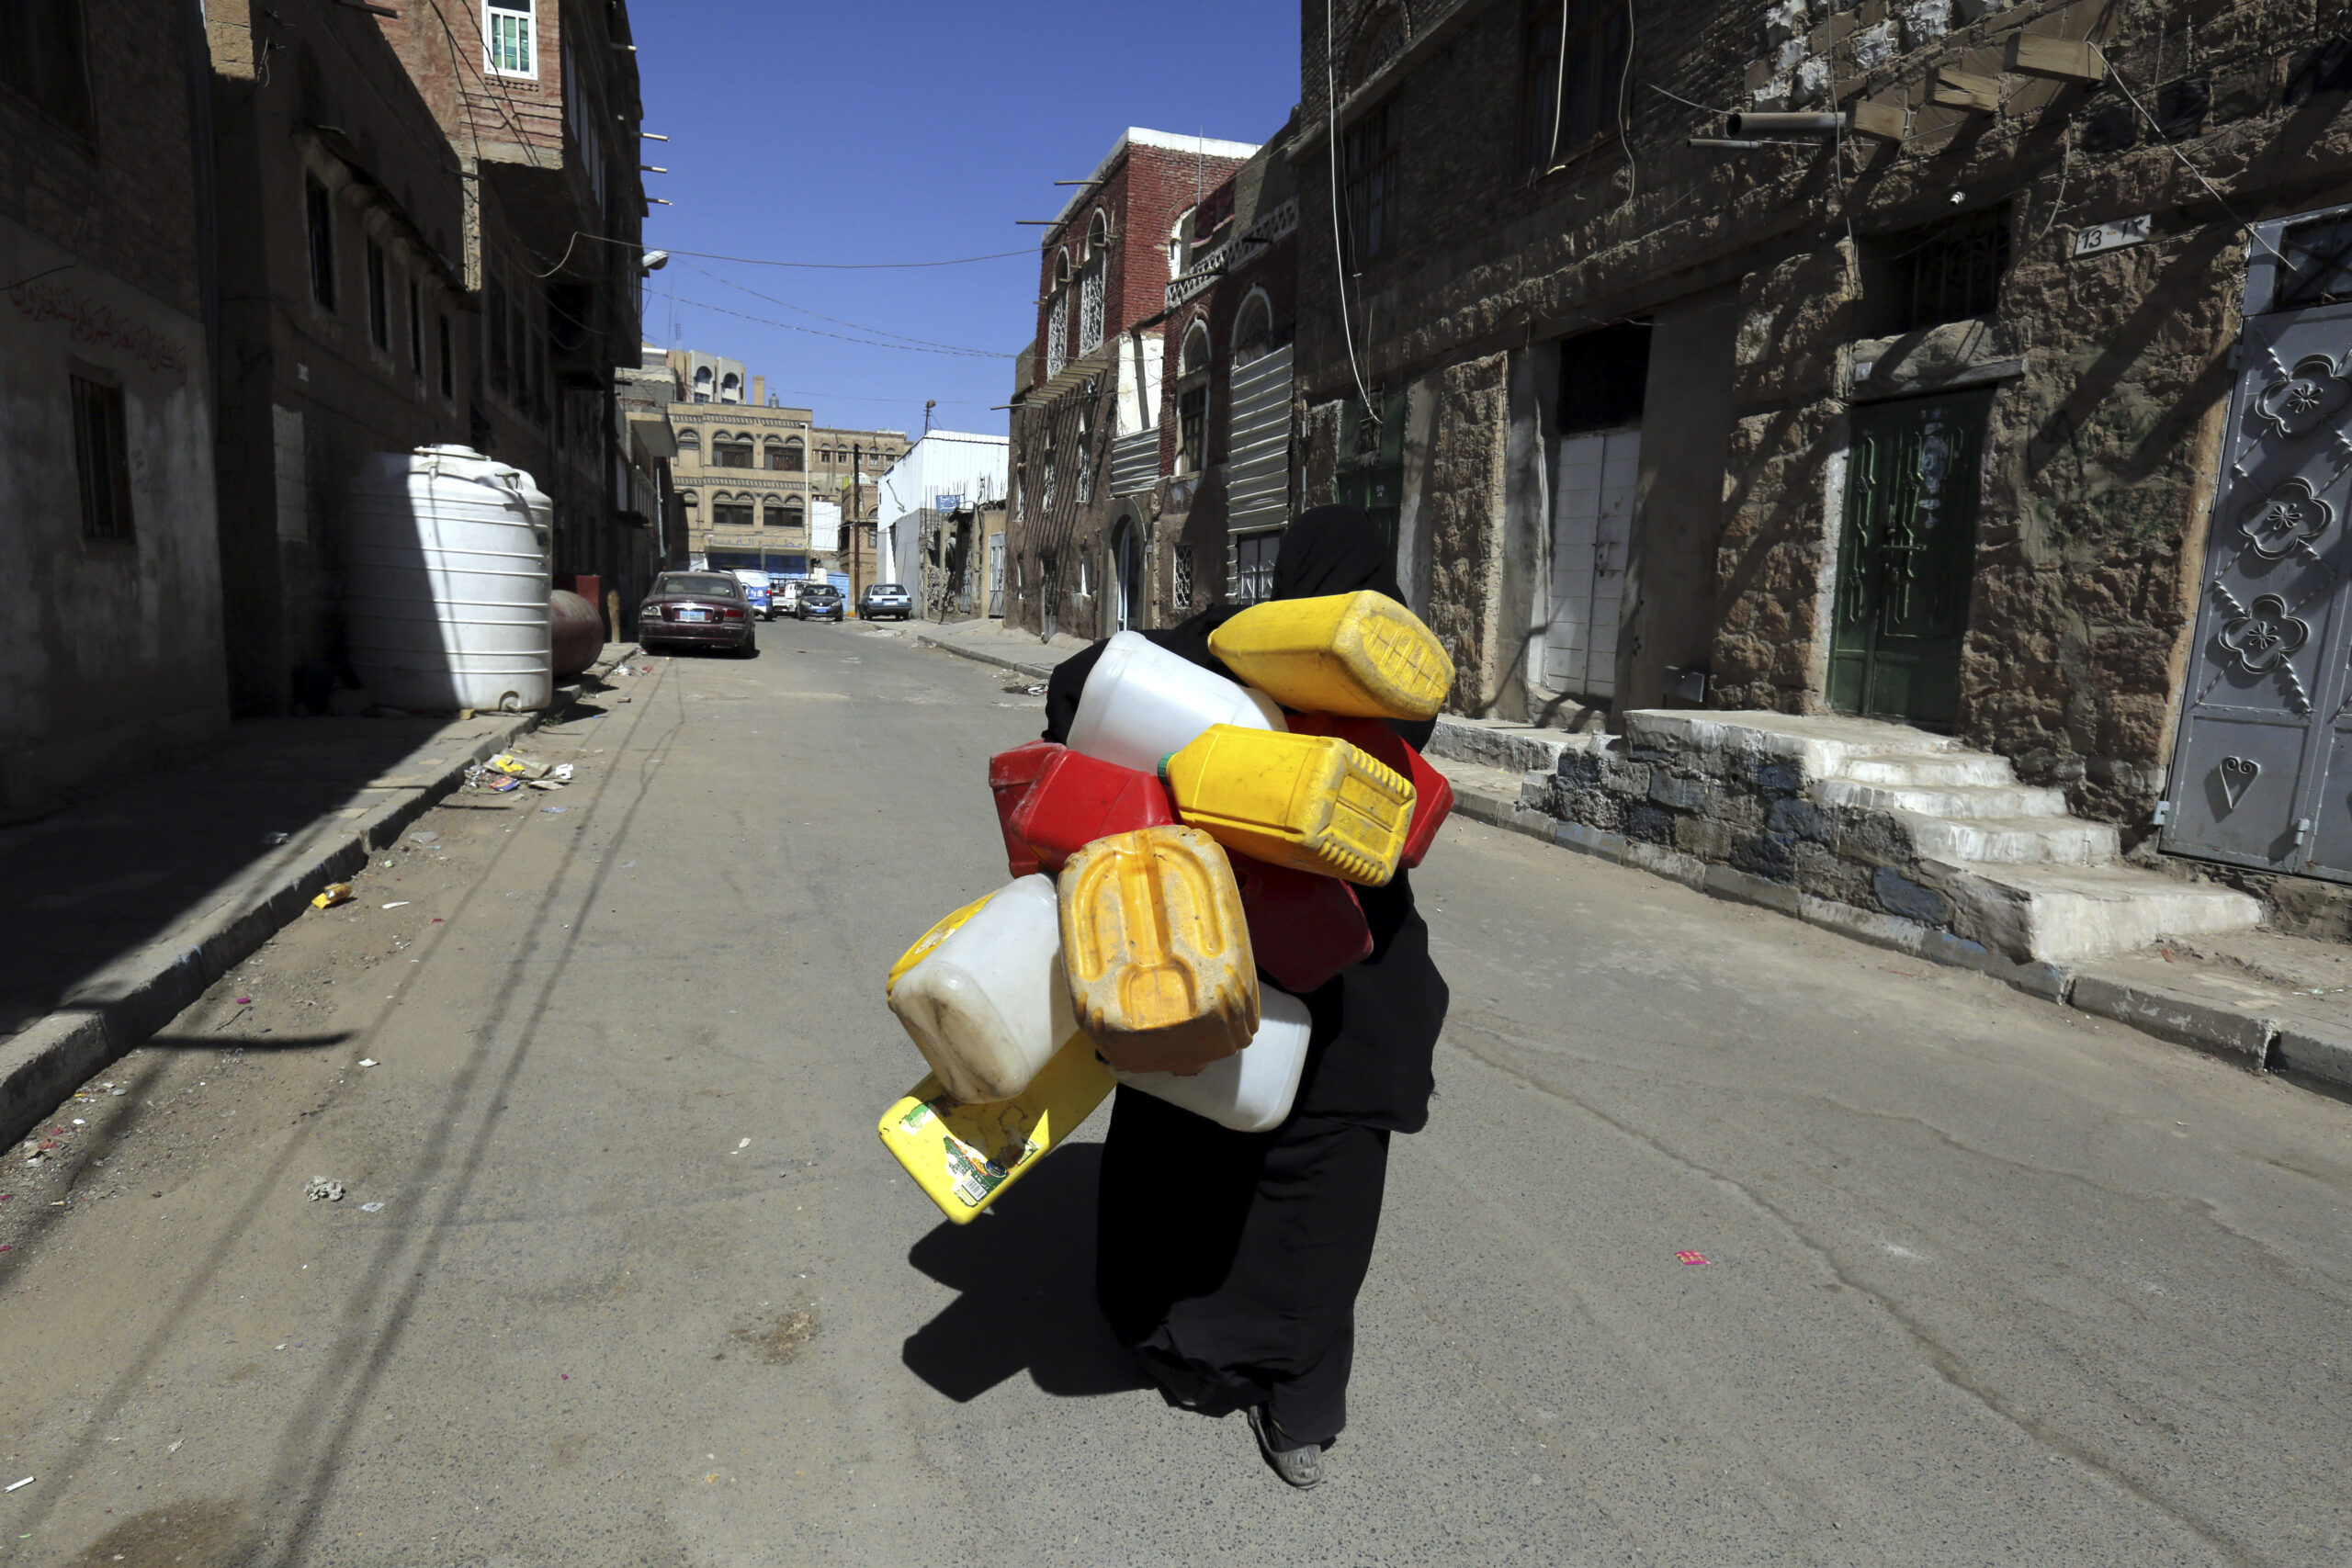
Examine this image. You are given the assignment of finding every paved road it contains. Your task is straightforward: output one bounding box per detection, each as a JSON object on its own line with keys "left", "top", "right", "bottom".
{"left": 4, "top": 617, "right": 2349, "bottom": 1567}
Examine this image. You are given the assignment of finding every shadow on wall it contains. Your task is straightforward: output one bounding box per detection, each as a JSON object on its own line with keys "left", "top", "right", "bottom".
{"left": 899, "top": 1144, "right": 1148, "bottom": 1404}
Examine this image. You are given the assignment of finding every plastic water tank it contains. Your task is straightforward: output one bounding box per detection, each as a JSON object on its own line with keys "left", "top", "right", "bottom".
{"left": 346, "top": 446, "right": 553, "bottom": 712}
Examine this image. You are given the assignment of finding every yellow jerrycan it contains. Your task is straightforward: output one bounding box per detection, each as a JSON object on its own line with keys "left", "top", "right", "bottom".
{"left": 887, "top": 890, "right": 996, "bottom": 994}
{"left": 1159, "top": 724, "right": 1415, "bottom": 887}
{"left": 876, "top": 1032, "right": 1114, "bottom": 1223}
{"left": 1058, "top": 825, "right": 1258, "bottom": 1076}
{"left": 1206, "top": 590, "right": 1454, "bottom": 720}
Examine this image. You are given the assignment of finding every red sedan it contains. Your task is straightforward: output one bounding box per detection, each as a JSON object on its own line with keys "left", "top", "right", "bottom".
{"left": 639, "top": 572, "right": 759, "bottom": 657}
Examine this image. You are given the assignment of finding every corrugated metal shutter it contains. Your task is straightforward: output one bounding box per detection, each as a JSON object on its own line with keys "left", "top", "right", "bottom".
{"left": 1110, "top": 430, "right": 1159, "bottom": 497}
{"left": 1226, "top": 344, "right": 1293, "bottom": 530}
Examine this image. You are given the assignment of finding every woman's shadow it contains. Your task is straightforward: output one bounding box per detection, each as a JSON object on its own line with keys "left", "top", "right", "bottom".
{"left": 899, "top": 1144, "right": 1150, "bottom": 1403}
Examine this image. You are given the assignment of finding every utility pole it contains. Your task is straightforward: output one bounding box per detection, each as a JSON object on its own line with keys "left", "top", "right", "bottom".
{"left": 850, "top": 443, "right": 862, "bottom": 612}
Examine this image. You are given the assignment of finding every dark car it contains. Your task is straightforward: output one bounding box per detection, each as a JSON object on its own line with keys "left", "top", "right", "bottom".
{"left": 858, "top": 582, "right": 913, "bottom": 621}
{"left": 639, "top": 571, "right": 758, "bottom": 656}
{"left": 797, "top": 584, "right": 845, "bottom": 623}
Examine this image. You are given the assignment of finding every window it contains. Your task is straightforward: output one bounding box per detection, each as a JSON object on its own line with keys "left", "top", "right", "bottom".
{"left": 1, "top": 0, "right": 91, "bottom": 133}
{"left": 407, "top": 277, "right": 424, "bottom": 372}
{"left": 305, "top": 176, "right": 335, "bottom": 310}
{"left": 676, "top": 429, "right": 700, "bottom": 456}
{"left": 1232, "top": 290, "right": 1274, "bottom": 365}
{"left": 1046, "top": 252, "right": 1070, "bottom": 378}
{"left": 782, "top": 497, "right": 805, "bottom": 531}
{"left": 763, "top": 499, "right": 792, "bottom": 528}
{"left": 366, "top": 240, "right": 390, "bottom": 351}
{"left": 1869, "top": 206, "right": 2011, "bottom": 334}
{"left": 693, "top": 366, "right": 713, "bottom": 403}
{"left": 713, "top": 437, "right": 753, "bottom": 468}
{"left": 1524, "top": 0, "right": 1632, "bottom": 171}
{"left": 1080, "top": 213, "right": 1108, "bottom": 355}
{"left": 1172, "top": 543, "right": 1194, "bottom": 610}
{"left": 485, "top": 0, "right": 536, "bottom": 77}
{"left": 437, "top": 314, "right": 453, "bottom": 398}
{"left": 720, "top": 371, "right": 741, "bottom": 403}
{"left": 713, "top": 502, "right": 753, "bottom": 530}
{"left": 72, "top": 375, "right": 132, "bottom": 542}
{"left": 1236, "top": 532, "right": 1281, "bottom": 605}
{"left": 780, "top": 437, "right": 806, "bottom": 471}
{"left": 1340, "top": 99, "right": 1400, "bottom": 266}
{"left": 1176, "top": 321, "right": 1211, "bottom": 474}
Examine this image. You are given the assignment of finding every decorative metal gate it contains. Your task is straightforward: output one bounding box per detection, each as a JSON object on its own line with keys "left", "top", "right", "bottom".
{"left": 2162, "top": 206, "right": 2352, "bottom": 877}
{"left": 1827, "top": 389, "right": 1992, "bottom": 728}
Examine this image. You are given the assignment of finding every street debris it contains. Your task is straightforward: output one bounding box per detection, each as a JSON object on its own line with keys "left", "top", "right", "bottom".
{"left": 541, "top": 806, "right": 568, "bottom": 814}
{"left": 553, "top": 763, "right": 574, "bottom": 780}
{"left": 1676, "top": 1251, "right": 1711, "bottom": 1267}
{"left": 488, "top": 752, "right": 551, "bottom": 779}
{"left": 357, "top": 1058, "right": 378, "bottom": 1068}
{"left": 303, "top": 1178, "right": 345, "bottom": 1202}
{"left": 359, "top": 1201, "right": 385, "bottom": 1213}
{"left": 409, "top": 830, "right": 440, "bottom": 846}
{"left": 4, "top": 1478, "right": 30, "bottom": 1493}
{"left": 381, "top": 902, "right": 408, "bottom": 909}
{"left": 234, "top": 996, "right": 252, "bottom": 1006}
{"left": 527, "top": 778, "right": 566, "bottom": 791}
{"left": 311, "top": 884, "right": 354, "bottom": 910}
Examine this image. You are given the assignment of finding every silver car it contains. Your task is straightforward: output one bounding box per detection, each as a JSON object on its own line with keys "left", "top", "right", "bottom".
{"left": 858, "top": 582, "right": 913, "bottom": 621}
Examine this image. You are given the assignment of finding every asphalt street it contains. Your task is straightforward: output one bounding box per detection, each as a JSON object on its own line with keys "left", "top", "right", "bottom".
{"left": 2, "top": 615, "right": 2348, "bottom": 1567}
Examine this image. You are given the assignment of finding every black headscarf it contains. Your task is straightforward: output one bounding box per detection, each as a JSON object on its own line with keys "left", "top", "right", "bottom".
{"left": 1039, "top": 504, "right": 1446, "bottom": 1133}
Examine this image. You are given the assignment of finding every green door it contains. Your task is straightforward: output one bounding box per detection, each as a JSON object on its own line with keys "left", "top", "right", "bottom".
{"left": 1827, "top": 389, "right": 1992, "bottom": 728}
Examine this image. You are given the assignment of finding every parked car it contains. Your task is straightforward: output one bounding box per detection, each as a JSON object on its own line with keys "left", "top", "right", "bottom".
{"left": 797, "top": 584, "right": 845, "bottom": 623}
{"left": 775, "top": 580, "right": 805, "bottom": 615}
{"left": 638, "top": 571, "right": 758, "bottom": 656}
{"left": 858, "top": 582, "right": 913, "bottom": 621}
{"left": 728, "top": 569, "right": 775, "bottom": 619}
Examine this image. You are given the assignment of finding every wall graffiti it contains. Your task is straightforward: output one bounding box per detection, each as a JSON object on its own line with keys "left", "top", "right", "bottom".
{"left": 6, "top": 277, "right": 188, "bottom": 381}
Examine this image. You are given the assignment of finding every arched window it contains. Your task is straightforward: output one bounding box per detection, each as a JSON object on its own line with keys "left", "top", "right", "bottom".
{"left": 692, "top": 366, "right": 713, "bottom": 403}
{"left": 711, "top": 492, "right": 753, "bottom": 530}
{"left": 1045, "top": 250, "right": 1071, "bottom": 378}
{"left": 711, "top": 434, "right": 753, "bottom": 468}
{"left": 1079, "top": 213, "right": 1108, "bottom": 355}
{"left": 782, "top": 496, "right": 805, "bottom": 532}
{"left": 719, "top": 370, "right": 742, "bottom": 403}
{"left": 1347, "top": 4, "right": 1408, "bottom": 92}
{"left": 763, "top": 497, "right": 792, "bottom": 528}
{"left": 1175, "top": 320, "right": 1212, "bottom": 475}
{"left": 781, "top": 436, "right": 806, "bottom": 472}
{"left": 1231, "top": 288, "right": 1274, "bottom": 366}
{"left": 676, "top": 429, "right": 700, "bottom": 456}
{"left": 680, "top": 489, "right": 699, "bottom": 509}
{"left": 1168, "top": 207, "right": 1195, "bottom": 274}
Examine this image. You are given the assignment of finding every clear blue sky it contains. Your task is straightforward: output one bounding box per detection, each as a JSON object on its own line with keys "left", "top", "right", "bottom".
{"left": 630, "top": 2, "right": 1301, "bottom": 439}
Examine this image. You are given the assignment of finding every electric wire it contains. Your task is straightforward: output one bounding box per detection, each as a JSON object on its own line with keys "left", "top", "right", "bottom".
{"left": 681, "top": 262, "right": 1010, "bottom": 355}
{"left": 669, "top": 294, "right": 1011, "bottom": 358}
{"left": 568, "top": 231, "right": 1035, "bottom": 270}
{"left": 2096, "top": 45, "right": 2287, "bottom": 263}
{"left": 1326, "top": 0, "right": 1381, "bottom": 427}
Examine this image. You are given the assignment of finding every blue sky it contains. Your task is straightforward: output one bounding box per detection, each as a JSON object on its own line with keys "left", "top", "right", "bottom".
{"left": 630, "top": 2, "right": 1301, "bottom": 439}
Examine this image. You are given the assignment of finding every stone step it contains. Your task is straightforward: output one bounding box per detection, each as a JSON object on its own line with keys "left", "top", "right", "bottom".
{"left": 1837, "top": 754, "right": 2018, "bottom": 788}
{"left": 1895, "top": 810, "right": 2121, "bottom": 865}
{"left": 1814, "top": 778, "right": 2073, "bottom": 818}
{"left": 1939, "top": 863, "right": 2264, "bottom": 965}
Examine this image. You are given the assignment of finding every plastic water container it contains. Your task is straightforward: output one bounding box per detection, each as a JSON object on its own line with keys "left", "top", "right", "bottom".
{"left": 1116, "top": 986, "right": 1314, "bottom": 1133}
{"left": 1161, "top": 725, "right": 1416, "bottom": 887}
{"left": 346, "top": 446, "right": 554, "bottom": 712}
{"left": 888, "top": 875, "right": 1076, "bottom": 1103}
{"left": 988, "top": 741, "right": 1057, "bottom": 877}
{"left": 887, "top": 890, "right": 997, "bottom": 994}
{"left": 1207, "top": 591, "right": 1454, "bottom": 720}
{"left": 1067, "top": 631, "right": 1285, "bottom": 774}
{"left": 1058, "top": 825, "right": 1258, "bottom": 1076}
{"left": 1010, "top": 748, "right": 1176, "bottom": 871}
{"left": 1232, "top": 853, "right": 1372, "bottom": 993}
{"left": 878, "top": 1031, "right": 1114, "bottom": 1223}
{"left": 1286, "top": 712, "right": 1455, "bottom": 870}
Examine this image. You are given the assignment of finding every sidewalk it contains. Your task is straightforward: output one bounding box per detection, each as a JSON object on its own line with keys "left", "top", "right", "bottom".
{"left": 911, "top": 616, "right": 1092, "bottom": 681}
{"left": 0, "top": 644, "right": 638, "bottom": 1147}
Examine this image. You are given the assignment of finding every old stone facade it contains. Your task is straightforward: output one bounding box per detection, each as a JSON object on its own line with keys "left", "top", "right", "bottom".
{"left": 1004, "top": 128, "right": 1260, "bottom": 639}
{"left": 0, "top": 0, "right": 229, "bottom": 811}
{"left": 1294, "top": 0, "right": 2352, "bottom": 922}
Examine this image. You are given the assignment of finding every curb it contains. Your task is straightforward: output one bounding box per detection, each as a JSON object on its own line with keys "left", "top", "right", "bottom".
{"left": 913, "top": 632, "right": 1064, "bottom": 683}
{"left": 0, "top": 649, "right": 637, "bottom": 1152}
{"left": 1444, "top": 769, "right": 2352, "bottom": 1096}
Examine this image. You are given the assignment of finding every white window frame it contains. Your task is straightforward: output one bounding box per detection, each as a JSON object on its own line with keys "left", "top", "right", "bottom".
{"left": 485, "top": 0, "right": 537, "bottom": 79}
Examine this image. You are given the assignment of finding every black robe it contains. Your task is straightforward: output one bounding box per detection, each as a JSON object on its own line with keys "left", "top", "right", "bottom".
{"left": 1041, "top": 506, "right": 1450, "bottom": 1446}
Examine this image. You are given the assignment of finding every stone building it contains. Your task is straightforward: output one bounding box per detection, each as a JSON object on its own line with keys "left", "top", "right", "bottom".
{"left": 812, "top": 423, "right": 909, "bottom": 599}
{"left": 1004, "top": 128, "right": 1261, "bottom": 638}
{"left": 0, "top": 0, "right": 229, "bottom": 811}
{"left": 374, "top": 0, "right": 656, "bottom": 626}
{"left": 205, "top": 0, "right": 476, "bottom": 715}
{"left": 1291, "top": 0, "right": 2352, "bottom": 945}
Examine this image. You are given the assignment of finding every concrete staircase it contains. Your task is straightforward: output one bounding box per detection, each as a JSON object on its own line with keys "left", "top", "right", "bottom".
{"left": 1796, "top": 728, "right": 2259, "bottom": 964}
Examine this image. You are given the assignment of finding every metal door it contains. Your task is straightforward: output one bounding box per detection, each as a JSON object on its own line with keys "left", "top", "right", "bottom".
{"left": 1827, "top": 390, "right": 1991, "bottom": 728}
{"left": 1544, "top": 427, "right": 1637, "bottom": 699}
{"left": 2161, "top": 293, "right": 2352, "bottom": 876}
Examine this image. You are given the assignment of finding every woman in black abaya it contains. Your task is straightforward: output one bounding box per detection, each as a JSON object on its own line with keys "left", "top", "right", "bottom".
{"left": 1040, "top": 505, "right": 1449, "bottom": 1489}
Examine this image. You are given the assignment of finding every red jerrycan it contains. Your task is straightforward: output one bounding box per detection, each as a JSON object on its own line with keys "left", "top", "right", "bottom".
{"left": 988, "top": 740, "right": 1059, "bottom": 878}
{"left": 1285, "top": 713, "right": 1454, "bottom": 870}
{"left": 1230, "top": 852, "right": 1372, "bottom": 994}
{"left": 1010, "top": 747, "right": 1176, "bottom": 871}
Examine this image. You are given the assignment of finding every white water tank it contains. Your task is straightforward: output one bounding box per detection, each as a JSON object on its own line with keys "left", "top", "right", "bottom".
{"left": 345, "top": 446, "right": 553, "bottom": 712}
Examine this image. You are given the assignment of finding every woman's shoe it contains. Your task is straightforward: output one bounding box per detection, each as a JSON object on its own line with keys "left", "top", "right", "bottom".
{"left": 1248, "top": 1405, "right": 1325, "bottom": 1489}
{"left": 1133, "top": 1346, "right": 1221, "bottom": 1412}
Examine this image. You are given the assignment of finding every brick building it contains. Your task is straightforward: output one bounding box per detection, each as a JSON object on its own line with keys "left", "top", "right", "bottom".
{"left": 1004, "top": 128, "right": 1260, "bottom": 637}
{"left": 1292, "top": 0, "right": 2352, "bottom": 944}
{"left": 0, "top": 0, "right": 229, "bottom": 810}
{"left": 375, "top": 0, "right": 655, "bottom": 633}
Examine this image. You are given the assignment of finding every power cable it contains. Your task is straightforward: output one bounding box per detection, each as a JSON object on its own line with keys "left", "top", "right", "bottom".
{"left": 669, "top": 294, "right": 1011, "bottom": 358}
{"left": 681, "top": 262, "right": 1010, "bottom": 355}
{"left": 1326, "top": 0, "right": 1381, "bottom": 427}
{"left": 2096, "top": 45, "right": 2286, "bottom": 263}
{"left": 567, "top": 231, "right": 1035, "bottom": 270}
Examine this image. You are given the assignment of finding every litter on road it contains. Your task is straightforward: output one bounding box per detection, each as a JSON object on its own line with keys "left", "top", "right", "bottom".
{"left": 381, "top": 902, "right": 408, "bottom": 909}
{"left": 303, "top": 1178, "right": 345, "bottom": 1202}
{"left": 409, "top": 830, "right": 440, "bottom": 846}
{"left": 1677, "top": 1252, "right": 1711, "bottom": 1267}
{"left": 311, "top": 884, "right": 353, "bottom": 909}
{"left": 4, "top": 1477, "right": 30, "bottom": 1493}
{"left": 357, "top": 1058, "right": 378, "bottom": 1067}
{"left": 360, "top": 1201, "right": 385, "bottom": 1213}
